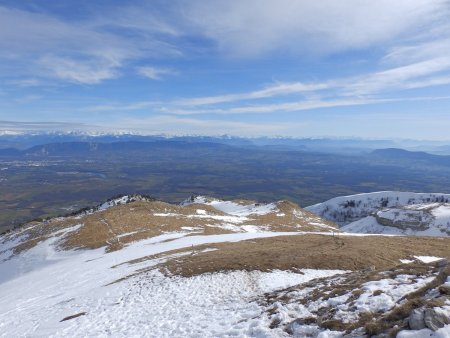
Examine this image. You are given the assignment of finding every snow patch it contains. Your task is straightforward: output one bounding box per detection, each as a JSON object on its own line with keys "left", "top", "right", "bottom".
{"left": 414, "top": 255, "right": 444, "bottom": 263}
{"left": 186, "top": 196, "right": 278, "bottom": 217}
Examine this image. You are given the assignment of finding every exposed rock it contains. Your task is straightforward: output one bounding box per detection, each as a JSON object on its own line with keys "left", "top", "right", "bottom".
{"left": 436, "top": 259, "right": 449, "bottom": 268}
{"left": 424, "top": 308, "right": 450, "bottom": 331}
{"left": 342, "top": 328, "right": 368, "bottom": 337}
{"left": 408, "top": 309, "right": 426, "bottom": 330}
{"left": 375, "top": 209, "right": 432, "bottom": 231}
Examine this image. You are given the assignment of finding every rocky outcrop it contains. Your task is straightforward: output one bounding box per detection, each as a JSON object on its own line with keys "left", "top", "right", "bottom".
{"left": 375, "top": 208, "right": 433, "bottom": 231}
{"left": 409, "top": 309, "right": 426, "bottom": 330}
{"left": 424, "top": 308, "right": 450, "bottom": 331}
{"left": 408, "top": 307, "right": 450, "bottom": 331}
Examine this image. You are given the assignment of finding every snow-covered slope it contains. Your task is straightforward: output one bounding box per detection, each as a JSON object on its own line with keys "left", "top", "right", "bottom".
{"left": 1, "top": 195, "right": 449, "bottom": 337}
{"left": 182, "top": 195, "right": 278, "bottom": 216}
{"left": 1, "top": 226, "right": 340, "bottom": 337}
{"left": 179, "top": 195, "right": 338, "bottom": 233}
{"left": 0, "top": 195, "right": 340, "bottom": 337}
{"left": 306, "top": 191, "right": 450, "bottom": 236}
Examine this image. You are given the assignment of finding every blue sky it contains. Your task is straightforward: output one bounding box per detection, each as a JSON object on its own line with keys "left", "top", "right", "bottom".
{"left": 1, "top": 0, "right": 450, "bottom": 139}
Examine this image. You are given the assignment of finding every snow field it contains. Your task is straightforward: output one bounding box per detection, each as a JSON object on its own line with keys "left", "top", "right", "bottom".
{"left": 0, "top": 228, "right": 347, "bottom": 337}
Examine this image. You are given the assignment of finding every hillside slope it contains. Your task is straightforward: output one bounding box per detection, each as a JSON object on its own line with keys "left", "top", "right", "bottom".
{"left": 1, "top": 195, "right": 449, "bottom": 337}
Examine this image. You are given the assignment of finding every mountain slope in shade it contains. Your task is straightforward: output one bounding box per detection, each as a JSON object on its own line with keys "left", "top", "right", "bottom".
{"left": 305, "top": 191, "right": 450, "bottom": 236}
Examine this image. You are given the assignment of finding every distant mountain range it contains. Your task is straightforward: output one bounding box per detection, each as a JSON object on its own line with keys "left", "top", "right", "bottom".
{"left": 0, "top": 141, "right": 234, "bottom": 157}
{"left": 3, "top": 141, "right": 450, "bottom": 171}
{"left": 0, "top": 137, "right": 449, "bottom": 158}
{"left": 371, "top": 148, "right": 450, "bottom": 166}
{"left": 2, "top": 132, "right": 450, "bottom": 154}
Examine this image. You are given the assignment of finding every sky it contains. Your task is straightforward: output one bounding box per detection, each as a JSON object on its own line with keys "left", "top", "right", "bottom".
{"left": 1, "top": 0, "right": 450, "bottom": 139}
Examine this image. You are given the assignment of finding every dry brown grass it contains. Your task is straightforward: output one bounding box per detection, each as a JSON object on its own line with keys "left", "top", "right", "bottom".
{"left": 148, "top": 233, "right": 449, "bottom": 335}
{"left": 404, "top": 265, "right": 449, "bottom": 301}
{"left": 157, "top": 234, "right": 450, "bottom": 277}
{"left": 361, "top": 264, "right": 450, "bottom": 336}
{"left": 62, "top": 201, "right": 228, "bottom": 251}
{"left": 5, "top": 198, "right": 339, "bottom": 255}
{"left": 364, "top": 320, "right": 392, "bottom": 336}
{"left": 439, "top": 284, "right": 450, "bottom": 295}
{"left": 265, "top": 261, "right": 448, "bottom": 336}
{"left": 320, "top": 319, "right": 349, "bottom": 331}
{"left": 372, "top": 290, "right": 383, "bottom": 296}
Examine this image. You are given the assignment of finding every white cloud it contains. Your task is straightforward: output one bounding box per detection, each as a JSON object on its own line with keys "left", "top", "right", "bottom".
{"left": 2, "top": 1, "right": 450, "bottom": 141}
{"left": 1, "top": 1, "right": 449, "bottom": 86}
{"left": 38, "top": 55, "right": 121, "bottom": 84}
{"left": 341, "top": 57, "right": 450, "bottom": 96}
{"left": 182, "top": 0, "right": 448, "bottom": 57}
{"left": 137, "top": 66, "right": 177, "bottom": 80}
{"left": 161, "top": 97, "right": 397, "bottom": 115}
{"left": 0, "top": 120, "right": 98, "bottom": 133}
{"left": 169, "top": 59, "right": 450, "bottom": 114}
{"left": 81, "top": 101, "right": 160, "bottom": 112}
{"left": 403, "top": 75, "right": 450, "bottom": 90}
{"left": 0, "top": 5, "right": 180, "bottom": 84}
{"left": 177, "top": 81, "right": 328, "bottom": 106}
